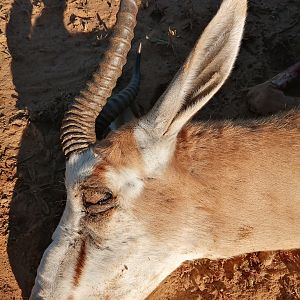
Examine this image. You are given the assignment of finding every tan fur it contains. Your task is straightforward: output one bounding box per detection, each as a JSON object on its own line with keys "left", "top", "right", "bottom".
{"left": 93, "top": 126, "right": 143, "bottom": 173}
{"left": 132, "top": 110, "right": 300, "bottom": 258}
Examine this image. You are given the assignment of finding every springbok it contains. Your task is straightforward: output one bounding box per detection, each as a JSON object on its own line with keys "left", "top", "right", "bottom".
{"left": 30, "top": 0, "right": 300, "bottom": 299}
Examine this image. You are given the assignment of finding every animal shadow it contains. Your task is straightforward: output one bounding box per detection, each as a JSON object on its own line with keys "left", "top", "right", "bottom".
{"left": 6, "top": 0, "right": 125, "bottom": 297}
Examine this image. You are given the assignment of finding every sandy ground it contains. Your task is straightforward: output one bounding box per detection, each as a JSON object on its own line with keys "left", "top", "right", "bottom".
{"left": 0, "top": 0, "right": 300, "bottom": 299}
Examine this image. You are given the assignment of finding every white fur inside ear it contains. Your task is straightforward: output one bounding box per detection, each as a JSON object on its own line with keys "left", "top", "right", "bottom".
{"left": 134, "top": 125, "right": 176, "bottom": 176}
{"left": 106, "top": 167, "right": 144, "bottom": 207}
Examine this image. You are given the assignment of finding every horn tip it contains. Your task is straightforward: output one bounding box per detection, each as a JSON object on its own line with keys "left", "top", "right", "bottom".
{"left": 138, "top": 42, "right": 142, "bottom": 54}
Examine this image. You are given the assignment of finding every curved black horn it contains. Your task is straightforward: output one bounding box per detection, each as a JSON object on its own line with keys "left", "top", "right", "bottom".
{"left": 95, "top": 43, "right": 142, "bottom": 139}
{"left": 61, "top": 0, "right": 138, "bottom": 158}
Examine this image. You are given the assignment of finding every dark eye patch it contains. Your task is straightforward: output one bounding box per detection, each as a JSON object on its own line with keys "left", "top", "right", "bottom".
{"left": 82, "top": 187, "right": 112, "bottom": 207}
{"left": 81, "top": 186, "right": 117, "bottom": 215}
{"left": 97, "top": 191, "right": 113, "bottom": 205}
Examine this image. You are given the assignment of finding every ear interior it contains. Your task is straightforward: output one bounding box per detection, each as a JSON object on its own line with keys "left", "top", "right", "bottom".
{"left": 139, "top": 0, "right": 247, "bottom": 138}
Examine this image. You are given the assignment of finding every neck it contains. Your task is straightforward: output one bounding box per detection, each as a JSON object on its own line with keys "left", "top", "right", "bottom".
{"left": 129, "top": 117, "right": 300, "bottom": 298}
{"left": 170, "top": 120, "right": 300, "bottom": 257}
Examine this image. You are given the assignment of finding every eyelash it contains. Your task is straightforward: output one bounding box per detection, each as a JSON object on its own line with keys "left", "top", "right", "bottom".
{"left": 98, "top": 191, "right": 113, "bottom": 204}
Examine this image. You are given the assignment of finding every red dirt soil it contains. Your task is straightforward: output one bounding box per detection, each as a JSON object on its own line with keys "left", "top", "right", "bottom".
{"left": 0, "top": 0, "right": 300, "bottom": 299}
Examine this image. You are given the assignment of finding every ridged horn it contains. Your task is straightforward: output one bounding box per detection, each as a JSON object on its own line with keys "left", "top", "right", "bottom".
{"left": 95, "top": 43, "right": 142, "bottom": 139}
{"left": 61, "top": 0, "right": 138, "bottom": 158}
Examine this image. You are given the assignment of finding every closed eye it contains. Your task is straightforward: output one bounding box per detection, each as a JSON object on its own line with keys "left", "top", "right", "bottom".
{"left": 97, "top": 191, "right": 113, "bottom": 205}
{"left": 82, "top": 188, "right": 114, "bottom": 208}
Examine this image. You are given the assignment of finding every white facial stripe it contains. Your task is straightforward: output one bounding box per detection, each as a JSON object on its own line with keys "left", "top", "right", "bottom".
{"left": 106, "top": 167, "right": 144, "bottom": 206}
{"left": 70, "top": 210, "right": 206, "bottom": 300}
{"left": 31, "top": 149, "right": 98, "bottom": 300}
{"left": 66, "top": 147, "right": 99, "bottom": 187}
{"left": 134, "top": 125, "right": 176, "bottom": 176}
{"left": 58, "top": 148, "right": 99, "bottom": 235}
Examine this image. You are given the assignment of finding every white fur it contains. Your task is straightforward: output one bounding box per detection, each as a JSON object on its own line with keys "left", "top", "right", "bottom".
{"left": 134, "top": 125, "right": 176, "bottom": 176}
{"left": 106, "top": 167, "right": 144, "bottom": 207}
{"left": 67, "top": 211, "right": 206, "bottom": 300}
{"left": 65, "top": 147, "right": 98, "bottom": 187}
{"left": 32, "top": 152, "right": 208, "bottom": 299}
{"left": 30, "top": 149, "right": 97, "bottom": 300}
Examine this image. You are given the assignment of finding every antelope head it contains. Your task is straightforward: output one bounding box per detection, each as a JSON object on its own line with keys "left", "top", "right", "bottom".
{"left": 30, "top": 0, "right": 252, "bottom": 299}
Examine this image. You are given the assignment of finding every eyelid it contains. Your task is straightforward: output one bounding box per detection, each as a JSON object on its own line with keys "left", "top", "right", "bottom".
{"left": 99, "top": 191, "right": 113, "bottom": 203}
{"left": 82, "top": 186, "right": 114, "bottom": 208}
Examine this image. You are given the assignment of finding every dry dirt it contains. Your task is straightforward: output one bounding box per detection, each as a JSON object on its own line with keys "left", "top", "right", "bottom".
{"left": 0, "top": 0, "right": 300, "bottom": 299}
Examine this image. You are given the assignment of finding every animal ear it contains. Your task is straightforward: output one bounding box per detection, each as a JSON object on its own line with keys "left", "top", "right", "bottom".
{"left": 138, "top": 0, "right": 247, "bottom": 138}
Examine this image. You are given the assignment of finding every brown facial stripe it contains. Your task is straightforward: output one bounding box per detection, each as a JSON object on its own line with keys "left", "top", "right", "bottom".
{"left": 73, "top": 240, "right": 87, "bottom": 287}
